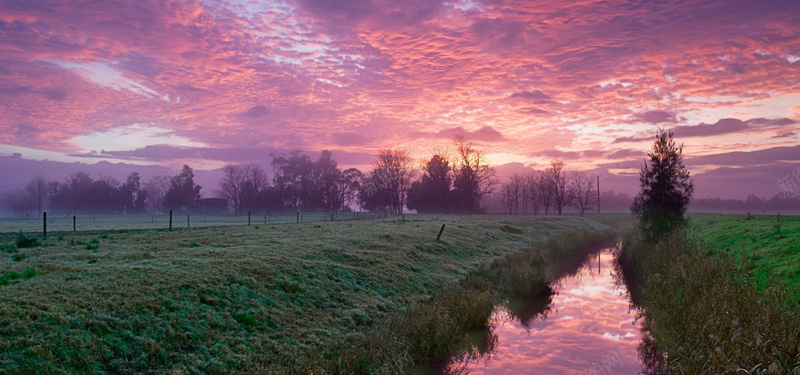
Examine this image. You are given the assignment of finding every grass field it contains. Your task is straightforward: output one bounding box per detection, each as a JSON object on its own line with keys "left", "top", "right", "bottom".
{"left": 688, "top": 213, "right": 800, "bottom": 297}
{"left": 0, "top": 212, "right": 382, "bottom": 234}
{"left": 0, "top": 214, "right": 607, "bottom": 374}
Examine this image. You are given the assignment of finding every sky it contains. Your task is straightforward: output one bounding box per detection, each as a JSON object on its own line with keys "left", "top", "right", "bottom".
{"left": 1, "top": 0, "right": 799, "bottom": 198}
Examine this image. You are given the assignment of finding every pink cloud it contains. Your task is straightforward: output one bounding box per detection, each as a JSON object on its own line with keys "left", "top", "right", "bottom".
{"left": 0, "top": 0, "right": 798, "bottom": 199}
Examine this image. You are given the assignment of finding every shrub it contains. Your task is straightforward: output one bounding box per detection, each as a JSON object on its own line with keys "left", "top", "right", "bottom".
{"left": 0, "top": 267, "right": 37, "bottom": 286}
{"left": 615, "top": 231, "right": 800, "bottom": 373}
{"left": 16, "top": 232, "right": 42, "bottom": 248}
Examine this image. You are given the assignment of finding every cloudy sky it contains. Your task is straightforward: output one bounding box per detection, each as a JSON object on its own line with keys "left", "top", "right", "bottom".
{"left": 1, "top": 0, "right": 799, "bottom": 197}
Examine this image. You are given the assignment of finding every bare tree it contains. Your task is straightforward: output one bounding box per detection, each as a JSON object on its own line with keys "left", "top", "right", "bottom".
{"left": 241, "top": 164, "right": 269, "bottom": 212}
{"left": 332, "top": 168, "right": 363, "bottom": 214}
{"left": 523, "top": 171, "right": 541, "bottom": 215}
{"left": 3, "top": 189, "right": 35, "bottom": 217}
{"left": 545, "top": 160, "right": 571, "bottom": 215}
{"left": 538, "top": 170, "right": 553, "bottom": 215}
{"left": 452, "top": 136, "right": 496, "bottom": 213}
{"left": 217, "top": 165, "right": 245, "bottom": 214}
{"left": 25, "top": 175, "right": 49, "bottom": 217}
{"left": 369, "top": 149, "right": 417, "bottom": 215}
{"left": 569, "top": 171, "right": 597, "bottom": 216}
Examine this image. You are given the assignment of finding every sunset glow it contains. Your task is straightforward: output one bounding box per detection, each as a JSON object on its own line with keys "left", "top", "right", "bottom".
{"left": 1, "top": 0, "right": 799, "bottom": 197}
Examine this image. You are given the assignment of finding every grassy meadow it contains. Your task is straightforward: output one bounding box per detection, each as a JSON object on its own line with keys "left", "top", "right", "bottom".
{"left": 689, "top": 213, "right": 800, "bottom": 297}
{"left": 617, "top": 213, "right": 800, "bottom": 374}
{"left": 0, "top": 214, "right": 608, "bottom": 374}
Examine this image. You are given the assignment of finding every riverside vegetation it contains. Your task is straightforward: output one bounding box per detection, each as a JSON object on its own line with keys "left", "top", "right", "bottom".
{"left": 0, "top": 214, "right": 614, "bottom": 374}
{"left": 616, "top": 214, "right": 800, "bottom": 374}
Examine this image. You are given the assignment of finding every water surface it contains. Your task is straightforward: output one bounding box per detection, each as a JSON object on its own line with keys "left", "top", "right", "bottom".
{"left": 451, "top": 249, "right": 643, "bottom": 374}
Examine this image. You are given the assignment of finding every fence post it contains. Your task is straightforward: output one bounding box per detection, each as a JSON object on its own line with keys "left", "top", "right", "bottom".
{"left": 43, "top": 212, "right": 47, "bottom": 239}
{"left": 296, "top": 210, "right": 300, "bottom": 223}
{"left": 73, "top": 215, "right": 76, "bottom": 232}
{"left": 436, "top": 224, "right": 446, "bottom": 241}
{"left": 187, "top": 214, "right": 190, "bottom": 228}
{"left": 169, "top": 210, "right": 173, "bottom": 231}
{"left": 248, "top": 211, "right": 251, "bottom": 226}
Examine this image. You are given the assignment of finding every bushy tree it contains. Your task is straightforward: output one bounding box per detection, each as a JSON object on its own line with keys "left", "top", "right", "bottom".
{"left": 407, "top": 154, "right": 452, "bottom": 213}
{"left": 271, "top": 151, "right": 315, "bottom": 211}
{"left": 631, "top": 128, "right": 694, "bottom": 241}
{"left": 164, "top": 165, "right": 202, "bottom": 210}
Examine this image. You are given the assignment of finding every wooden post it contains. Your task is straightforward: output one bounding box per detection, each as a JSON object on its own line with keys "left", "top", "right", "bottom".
{"left": 73, "top": 215, "right": 76, "bottom": 232}
{"left": 597, "top": 175, "right": 600, "bottom": 213}
{"left": 187, "top": 214, "right": 190, "bottom": 228}
{"left": 356, "top": 211, "right": 359, "bottom": 220}
{"left": 169, "top": 210, "right": 173, "bottom": 231}
{"left": 436, "top": 224, "right": 446, "bottom": 241}
{"left": 43, "top": 212, "right": 47, "bottom": 239}
{"left": 248, "top": 211, "right": 251, "bottom": 226}
{"left": 296, "top": 210, "right": 300, "bottom": 223}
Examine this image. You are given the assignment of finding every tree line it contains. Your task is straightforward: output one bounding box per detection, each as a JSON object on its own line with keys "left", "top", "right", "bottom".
{"left": 1, "top": 165, "right": 202, "bottom": 216}
{"left": 216, "top": 136, "right": 498, "bottom": 216}
{"left": 1, "top": 136, "right": 499, "bottom": 217}
{"left": 495, "top": 160, "right": 599, "bottom": 216}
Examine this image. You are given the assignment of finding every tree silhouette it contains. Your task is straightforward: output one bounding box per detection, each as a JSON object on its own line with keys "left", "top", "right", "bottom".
{"left": 164, "top": 165, "right": 202, "bottom": 210}
{"left": 452, "top": 136, "right": 496, "bottom": 214}
{"left": 569, "top": 171, "right": 596, "bottom": 216}
{"left": 544, "top": 160, "right": 571, "bottom": 215}
{"left": 363, "top": 149, "right": 416, "bottom": 215}
{"left": 407, "top": 154, "right": 452, "bottom": 213}
{"left": 631, "top": 128, "right": 694, "bottom": 241}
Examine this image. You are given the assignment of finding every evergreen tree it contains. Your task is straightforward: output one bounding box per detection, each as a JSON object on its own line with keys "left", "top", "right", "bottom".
{"left": 631, "top": 128, "right": 694, "bottom": 241}
{"left": 164, "top": 165, "right": 202, "bottom": 210}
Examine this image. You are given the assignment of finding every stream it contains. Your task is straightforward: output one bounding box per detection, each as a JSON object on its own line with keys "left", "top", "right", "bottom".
{"left": 448, "top": 248, "right": 645, "bottom": 374}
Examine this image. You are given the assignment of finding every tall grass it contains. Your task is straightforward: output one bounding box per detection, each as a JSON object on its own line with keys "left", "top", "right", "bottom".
{"left": 307, "top": 227, "right": 619, "bottom": 374}
{"left": 615, "top": 230, "right": 800, "bottom": 374}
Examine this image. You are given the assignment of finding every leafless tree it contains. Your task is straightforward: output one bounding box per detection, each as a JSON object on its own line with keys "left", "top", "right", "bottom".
{"left": 217, "top": 164, "right": 245, "bottom": 214}
{"left": 332, "top": 168, "right": 363, "bottom": 214}
{"left": 545, "top": 160, "right": 571, "bottom": 215}
{"left": 499, "top": 174, "right": 523, "bottom": 214}
{"left": 522, "top": 171, "right": 541, "bottom": 215}
{"left": 3, "top": 189, "right": 35, "bottom": 217}
{"left": 241, "top": 164, "right": 269, "bottom": 212}
{"left": 538, "top": 170, "right": 553, "bottom": 215}
{"left": 25, "top": 175, "right": 48, "bottom": 217}
{"left": 369, "top": 149, "right": 417, "bottom": 215}
{"left": 569, "top": 171, "right": 597, "bottom": 216}
{"left": 452, "top": 136, "right": 496, "bottom": 213}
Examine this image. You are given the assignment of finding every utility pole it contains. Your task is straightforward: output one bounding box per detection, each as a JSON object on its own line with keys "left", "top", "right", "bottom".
{"left": 597, "top": 175, "right": 600, "bottom": 213}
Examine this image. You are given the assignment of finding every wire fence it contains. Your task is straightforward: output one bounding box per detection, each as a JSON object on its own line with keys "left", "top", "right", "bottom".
{"left": 0, "top": 211, "right": 387, "bottom": 235}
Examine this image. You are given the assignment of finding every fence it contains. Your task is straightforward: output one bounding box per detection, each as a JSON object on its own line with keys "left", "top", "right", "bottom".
{"left": 0, "top": 210, "right": 387, "bottom": 236}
